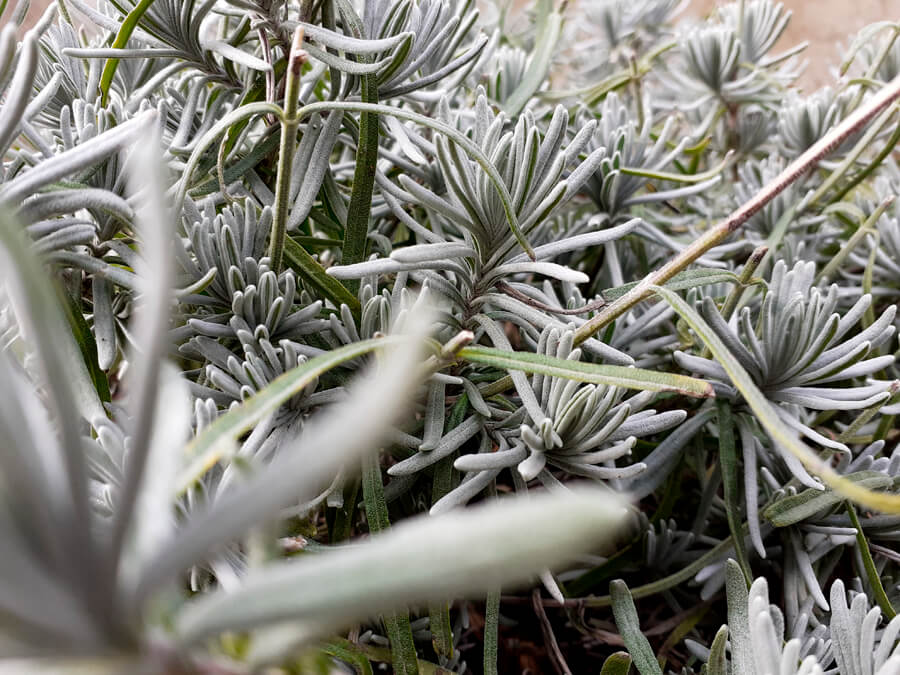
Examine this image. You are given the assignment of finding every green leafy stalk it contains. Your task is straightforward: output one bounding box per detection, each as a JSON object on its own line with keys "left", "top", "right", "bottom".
{"left": 817, "top": 196, "right": 893, "bottom": 283}
{"left": 717, "top": 399, "right": 751, "bottom": 582}
{"left": 341, "top": 71, "right": 379, "bottom": 294}
{"left": 324, "top": 638, "right": 454, "bottom": 674}
{"left": 484, "top": 588, "right": 501, "bottom": 675}
{"left": 806, "top": 102, "right": 899, "bottom": 209}
{"left": 602, "top": 268, "right": 743, "bottom": 302}
{"left": 699, "top": 245, "right": 767, "bottom": 359}
{"left": 502, "top": 0, "right": 562, "bottom": 117}
{"left": 833, "top": 111, "right": 900, "bottom": 202}
{"left": 99, "top": 0, "right": 158, "bottom": 106}
{"left": 652, "top": 285, "right": 900, "bottom": 514}
{"left": 764, "top": 471, "right": 894, "bottom": 527}
{"left": 323, "top": 639, "right": 375, "bottom": 675}
{"left": 361, "top": 453, "right": 418, "bottom": 674}
{"left": 846, "top": 501, "right": 897, "bottom": 619}
{"left": 327, "top": 477, "right": 360, "bottom": 544}
{"left": 268, "top": 27, "right": 306, "bottom": 273}
{"left": 837, "top": 383, "right": 899, "bottom": 443}
{"left": 283, "top": 235, "right": 361, "bottom": 316}
{"left": 428, "top": 395, "right": 469, "bottom": 659}
{"left": 609, "top": 580, "right": 663, "bottom": 675}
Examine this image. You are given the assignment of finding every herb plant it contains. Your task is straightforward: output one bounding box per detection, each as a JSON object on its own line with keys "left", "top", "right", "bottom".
{"left": 1, "top": 0, "right": 900, "bottom": 672}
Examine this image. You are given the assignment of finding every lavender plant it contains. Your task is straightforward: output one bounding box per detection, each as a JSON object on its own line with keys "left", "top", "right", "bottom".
{"left": 1, "top": 0, "right": 900, "bottom": 671}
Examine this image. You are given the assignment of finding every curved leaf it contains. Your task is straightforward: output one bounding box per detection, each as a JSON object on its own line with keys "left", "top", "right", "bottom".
{"left": 653, "top": 284, "right": 900, "bottom": 514}
{"left": 99, "top": 0, "right": 159, "bottom": 106}
{"left": 175, "top": 488, "right": 627, "bottom": 642}
{"left": 177, "top": 336, "right": 401, "bottom": 494}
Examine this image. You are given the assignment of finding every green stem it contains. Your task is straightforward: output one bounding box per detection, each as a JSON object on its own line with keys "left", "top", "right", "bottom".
{"left": 717, "top": 400, "right": 751, "bottom": 583}
{"left": 816, "top": 196, "right": 893, "bottom": 283}
{"left": 484, "top": 589, "right": 501, "bottom": 675}
{"left": 341, "top": 72, "right": 379, "bottom": 294}
{"left": 720, "top": 245, "right": 767, "bottom": 323}
{"left": 327, "top": 477, "right": 359, "bottom": 543}
{"left": 837, "top": 383, "right": 900, "bottom": 443}
{"left": 99, "top": 0, "right": 159, "bottom": 106}
{"left": 326, "top": 638, "right": 448, "bottom": 675}
{"left": 283, "top": 235, "right": 361, "bottom": 316}
{"left": 361, "top": 453, "right": 418, "bottom": 674}
{"left": 846, "top": 501, "right": 897, "bottom": 619}
{"left": 428, "top": 395, "right": 468, "bottom": 659}
{"left": 56, "top": 0, "right": 75, "bottom": 26}
{"left": 174, "top": 102, "right": 283, "bottom": 212}
{"left": 573, "top": 74, "right": 900, "bottom": 345}
{"left": 833, "top": 114, "right": 900, "bottom": 203}
{"left": 700, "top": 244, "right": 767, "bottom": 359}
{"left": 805, "top": 102, "right": 899, "bottom": 210}
{"left": 581, "top": 532, "right": 740, "bottom": 607}
{"left": 268, "top": 27, "right": 305, "bottom": 273}
{"left": 847, "top": 27, "right": 900, "bottom": 109}
{"left": 875, "top": 414, "right": 896, "bottom": 441}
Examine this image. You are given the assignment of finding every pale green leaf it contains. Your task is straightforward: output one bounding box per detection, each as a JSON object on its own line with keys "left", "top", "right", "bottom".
{"left": 176, "top": 336, "right": 400, "bottom": 494}
{"left": 458, "top": 345, "right": 714, "bottom": 398}
{"left": 501, "top": 0, "right": 562, "bottom": 117}
{"left": 763, "top": 471, "right": 895, "bottom": 527}
{"left": 175, "top": 488, "right": 627, "bottom": 642}
{"left": 603, "top": 268, "right": 744, "bottom": 302}
{"left": 610, "top": 579, "right": 663, "bottom": 675}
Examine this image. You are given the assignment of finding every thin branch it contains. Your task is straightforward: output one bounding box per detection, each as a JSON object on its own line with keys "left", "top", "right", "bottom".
{"left": 573, "top": 74, "right": 900, "bottom": 345}
{"left": 496, "top": 281, "right": 607, "bottom": 316}
{"left": 532, "top": 588, "right": 574, "bottom": 675}
{"left": 268, "top": 26, "right": 307, "bottom": 273}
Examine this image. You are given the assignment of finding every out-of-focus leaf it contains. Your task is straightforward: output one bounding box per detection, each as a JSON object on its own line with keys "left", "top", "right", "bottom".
{"left": 176, "top": 336, "right": 401, "bottom": 494}
{"left": 135, "top": 315, "right": 433, "bottom": 604}
{"left": 501, "top": 0, "right": 562, "bottom": 117}
{"left": 0, "top": 210, "right": 101, "bottom": 598}
{"left": 109, "top": 137, "right": 176, "bottom": 576}
{"left": 175, "top": 488, "right": 627, "bottom": 642}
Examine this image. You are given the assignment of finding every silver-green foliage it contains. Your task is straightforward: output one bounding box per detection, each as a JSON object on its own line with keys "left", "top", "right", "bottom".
{"left": 1, "top": 0, "right": 900, "bottom": 671}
